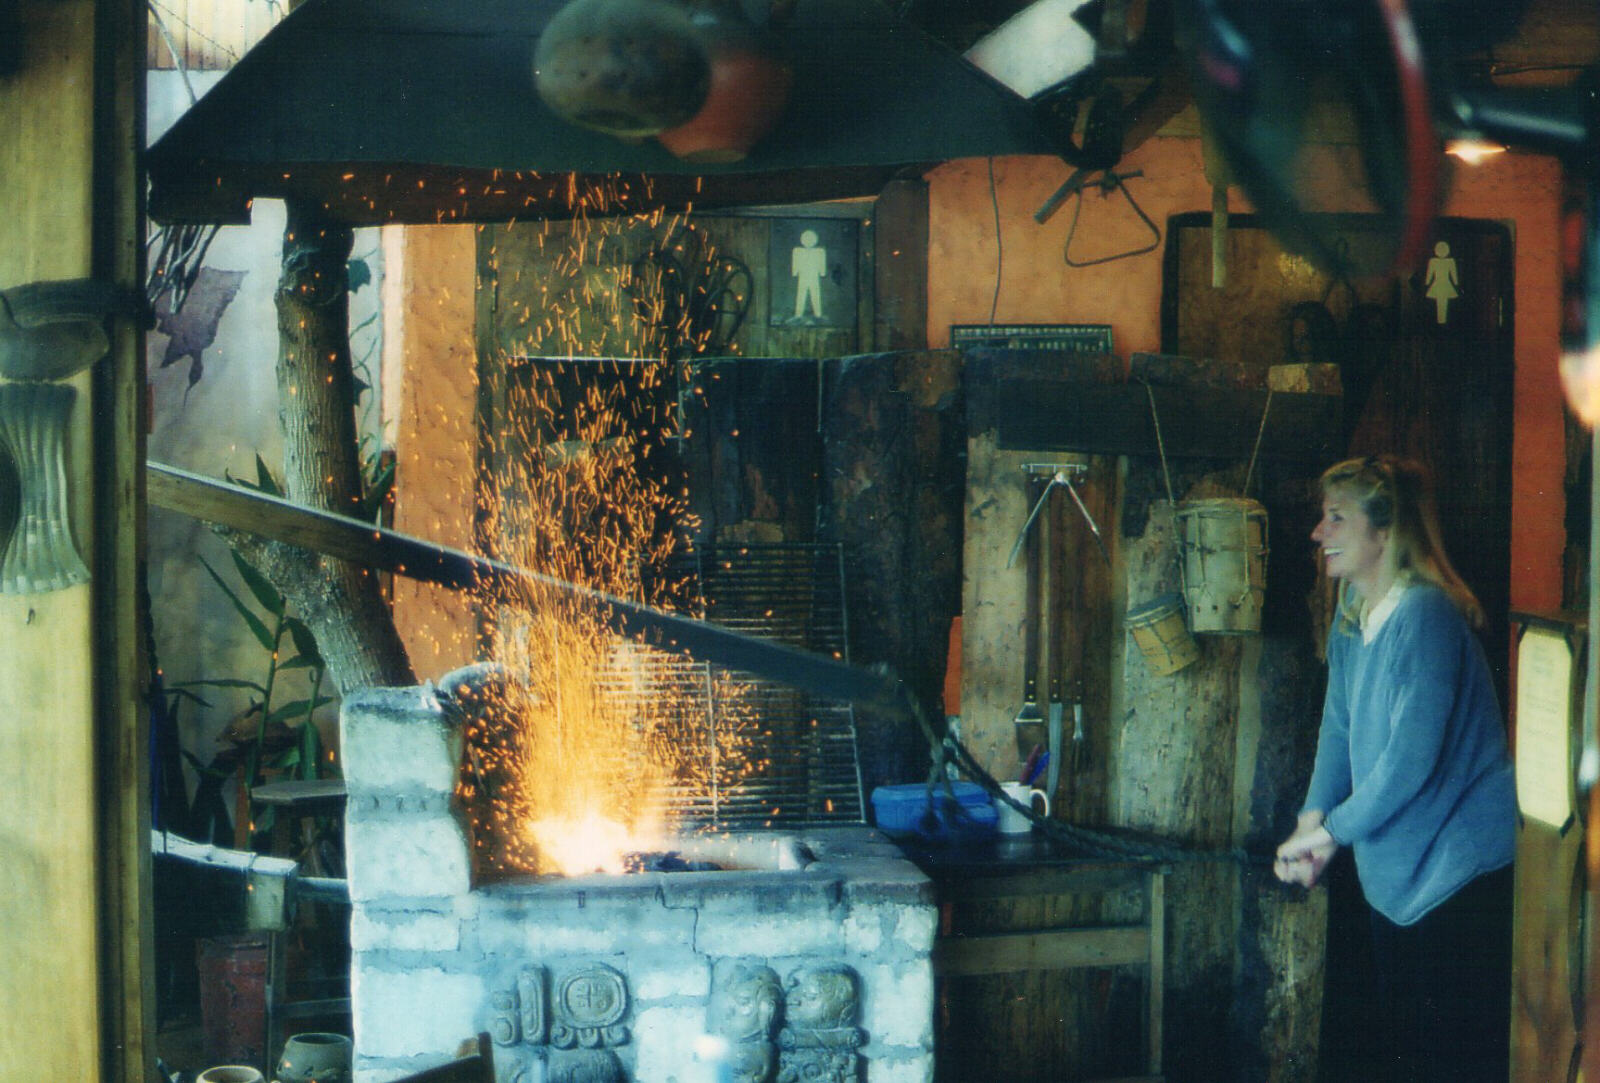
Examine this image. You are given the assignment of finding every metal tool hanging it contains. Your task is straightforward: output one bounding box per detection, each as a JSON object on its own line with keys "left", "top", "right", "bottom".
{"left": 1009, "top": 462, "right": 1103, "bottom": 798}
{"left": 1006, "top": 463, "right": 1108, "bottom": 568}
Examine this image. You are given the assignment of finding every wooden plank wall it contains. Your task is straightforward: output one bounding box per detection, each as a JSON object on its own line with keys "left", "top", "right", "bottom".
{"left": 146, "top": 0, "right": 283, "bottom": 70}
{"left": 960, "top": 354, "right": 1329, "bottom": 1081}
{"left": 0, "top": 5, "right": 147, "bottom": 1082}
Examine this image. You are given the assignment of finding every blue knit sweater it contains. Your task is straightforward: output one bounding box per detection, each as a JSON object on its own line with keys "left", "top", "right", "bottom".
{"left": 1303, "top": 582, "right": 1516, "bottom": 925}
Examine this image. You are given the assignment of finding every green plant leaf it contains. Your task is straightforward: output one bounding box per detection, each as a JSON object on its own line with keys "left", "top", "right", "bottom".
{"left": 230, "top": 548, "right": 284, "bottom": 616}
{"left": 181, "top": 750, "right": 233, "bottom": 779}
{"left": 254, "top": 454, "right": 282, "bottom": 497}
{"left": 199, "top": 556, "right": 276, "bottom": 651}
{"left": 165, "top": 687, "right": 214, "bottom": 709}
{"left": 176, "top": 677, "right": 268, "bottom": 694}
{"left": 266, "top": 696, "right": 335, "bottom": 724}
{"left": 269, "top": 748, "right": 302, "bottom": 770}
{"left": 277, "top": 655, "right": 315, "bottom": 671}
{"left": 283, "top": 617, "right": 324, "bottom": 669}
{"left": 360, "top": 455, "right": 396, "bottom": 522}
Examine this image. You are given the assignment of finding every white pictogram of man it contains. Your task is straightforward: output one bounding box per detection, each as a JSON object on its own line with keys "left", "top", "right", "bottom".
{"left": 1424, "top": 240, "right": 1460, "bottom": 325}
{"left": 792, "top": 229, "right": 826, "bottom": 320}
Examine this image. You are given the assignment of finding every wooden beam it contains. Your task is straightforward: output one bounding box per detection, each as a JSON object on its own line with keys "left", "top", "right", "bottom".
{"left": 934, "top": 924, "right": 1151, "bottom": 975}
{"left": 0, "top": 4, "right": 146, "bottom": 1079}
{"left": 146, "top": 461, "right": 909, "bottom": 715}
{"left": 991, "top": 381, "right": 1340, "bottom": 461}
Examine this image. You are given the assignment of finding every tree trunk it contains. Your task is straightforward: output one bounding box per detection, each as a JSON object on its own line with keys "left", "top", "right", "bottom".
{"left": 228, "top": 199, "right": 414, "bottom": 694}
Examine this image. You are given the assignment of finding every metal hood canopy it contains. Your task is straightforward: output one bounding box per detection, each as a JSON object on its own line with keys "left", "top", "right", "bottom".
{"left": 146, "top": 0, "right": 1060, "bottom": 225}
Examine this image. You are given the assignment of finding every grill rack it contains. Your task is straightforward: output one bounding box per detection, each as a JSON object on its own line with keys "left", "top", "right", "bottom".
{"left": 612, "top": 542, "right": 866, "bottom": 829}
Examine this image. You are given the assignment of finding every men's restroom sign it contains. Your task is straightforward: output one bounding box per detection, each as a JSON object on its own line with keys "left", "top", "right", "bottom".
{"left": 769, "top": 218, "right": 857, "bottom": 329}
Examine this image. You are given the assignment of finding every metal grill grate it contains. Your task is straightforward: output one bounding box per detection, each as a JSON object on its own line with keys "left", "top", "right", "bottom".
{"left": 618, "top": 542, "right": 865, "bottom": 829}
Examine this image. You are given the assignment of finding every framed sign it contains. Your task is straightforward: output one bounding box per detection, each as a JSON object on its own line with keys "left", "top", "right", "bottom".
{"left": 768, "top": 217, "right": 858, "bottom": 329}
{"left": 951, "top": 323, "right": 1114, "bottom": 353}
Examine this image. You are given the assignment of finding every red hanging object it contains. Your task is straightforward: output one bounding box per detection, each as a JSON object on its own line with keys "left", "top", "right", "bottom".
{"left": 656, "top": 3, "right": 793, "bottom": 163}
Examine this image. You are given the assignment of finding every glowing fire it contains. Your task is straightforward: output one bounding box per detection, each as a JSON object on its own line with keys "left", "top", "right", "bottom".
{"left": 457, "top": 179, "right": 758, "bottom": 877}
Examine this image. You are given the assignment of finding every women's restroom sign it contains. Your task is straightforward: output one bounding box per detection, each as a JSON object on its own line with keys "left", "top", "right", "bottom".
{"left": 769, "top": 218, "right": 857, "bottom": 328}
{"left": 1424, "top": 240, "right": 1460, "bottom": 325}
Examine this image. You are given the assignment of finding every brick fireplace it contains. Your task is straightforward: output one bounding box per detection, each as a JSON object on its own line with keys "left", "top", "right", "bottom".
{"left": 340, "top": 672, "right": 937, "bottom": 1083}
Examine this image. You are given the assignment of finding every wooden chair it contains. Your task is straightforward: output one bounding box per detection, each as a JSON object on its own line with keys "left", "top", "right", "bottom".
{"left": 388, "top": 1034, "right": 495, "bottom": 1083}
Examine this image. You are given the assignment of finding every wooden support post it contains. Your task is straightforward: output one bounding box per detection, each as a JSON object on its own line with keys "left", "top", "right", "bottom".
{"left": 0, "top": 3, "right": 147, "bottom": 1081}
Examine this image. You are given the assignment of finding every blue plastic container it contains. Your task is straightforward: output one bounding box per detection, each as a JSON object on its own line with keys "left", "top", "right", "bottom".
{"left": 870, "top": 781, "right": 998, "bottom": 840}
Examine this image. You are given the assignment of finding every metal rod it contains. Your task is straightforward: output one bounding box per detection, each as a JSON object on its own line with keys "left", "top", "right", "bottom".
{"left": 147, "top": 461, "right": 906, "bottom": 716}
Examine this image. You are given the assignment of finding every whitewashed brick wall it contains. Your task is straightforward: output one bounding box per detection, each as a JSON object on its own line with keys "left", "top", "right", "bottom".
{"left": 342, "top": 681, "right": 936, "bottom": 1083}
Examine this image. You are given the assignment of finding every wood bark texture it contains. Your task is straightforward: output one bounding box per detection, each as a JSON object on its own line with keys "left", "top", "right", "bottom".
{"left": 225, "top": 200, "right": 414, "bottom": 694}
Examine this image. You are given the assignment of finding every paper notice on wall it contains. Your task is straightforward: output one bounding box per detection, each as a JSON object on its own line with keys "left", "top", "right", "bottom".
{"left": 1515, "top": 627, "right": 1574, "bottom": 829}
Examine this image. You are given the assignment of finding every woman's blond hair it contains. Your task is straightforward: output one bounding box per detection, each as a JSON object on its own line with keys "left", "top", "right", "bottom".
{"left": 1320, "top": 454, "right": 1484, "bottom": 629}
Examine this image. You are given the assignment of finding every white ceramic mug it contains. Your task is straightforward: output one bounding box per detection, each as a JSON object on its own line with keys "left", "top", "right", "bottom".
{"left": 995, "top": 781, "right": 1050, "bottom": 833}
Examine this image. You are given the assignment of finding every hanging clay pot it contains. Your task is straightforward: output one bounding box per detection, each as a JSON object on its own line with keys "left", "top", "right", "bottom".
{"left": 657, "top": 2, "right": 793, "bottom": 162}
{"left": 534, "top": 0, "right": 712, "bottom": 138}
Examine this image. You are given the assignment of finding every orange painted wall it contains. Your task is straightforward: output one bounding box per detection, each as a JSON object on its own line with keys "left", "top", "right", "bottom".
{"left": 386, "top": 223, "right": 481, "bottom": 680}
{"left": 926, "top": 140, "right": 1567, "bottom": 612}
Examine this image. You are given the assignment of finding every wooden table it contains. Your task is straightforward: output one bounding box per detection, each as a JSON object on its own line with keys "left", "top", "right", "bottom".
{"left": 899, "top": 834, "right": 1166, "bottom": 1083}
{"left": 248, "top": 778, "right": 351, "bottom": 1064}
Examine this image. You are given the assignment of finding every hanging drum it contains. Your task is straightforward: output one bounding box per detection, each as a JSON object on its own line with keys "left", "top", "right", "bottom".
{"left": 1177, "top": 497, "right": 1268, "bottom": 634}
{"left": 1126, "top": 592, "right": 1200, "bottom": 675}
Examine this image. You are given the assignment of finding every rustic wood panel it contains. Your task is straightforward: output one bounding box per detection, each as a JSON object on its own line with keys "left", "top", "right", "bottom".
{"left": 101, "top": 0, "right": 157, "bottom": 1075}
{"left": 822, "top": 350, "right": 965, "bottom": 792}
{"left": 965, "top": 346, "right": 1330, "bottom": 1080}
{"left": 146, "top": 0, "right": 282, "bottom": 71}
{"left": 936, "top": 925, "right": 1150, "bottom": 973}
{"left": 480, "top": 206, "right": 872, "bottom": 364}
{"left": 935, "top": 884, "right": 1153, "bottom": 1083}
{"left": 872, "top": 179, "right": 928, "bottom": 351}
{"left": 1, "top": 3, "right": 145, "bottom": 1079}
{"left": 1511, "top": 823, "right": 1584, "bottom": 1083}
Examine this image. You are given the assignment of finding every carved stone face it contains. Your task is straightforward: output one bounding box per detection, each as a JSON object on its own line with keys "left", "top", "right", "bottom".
{"left": 783, "top": 966, "right": 857, "bottom": 1030}
{"left": 709, "top": 963, "right": 781, "bottom": 1042}
{"left": 548, "top": 1048, "right": 625, "bottom": 1083}
{"left": 723, "top": 1039, "right": 775, "bottom": 1083}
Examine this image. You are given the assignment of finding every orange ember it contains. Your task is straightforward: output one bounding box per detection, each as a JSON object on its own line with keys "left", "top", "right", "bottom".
{"left": 458, "top": 181, "right": 756, "bottom": 877}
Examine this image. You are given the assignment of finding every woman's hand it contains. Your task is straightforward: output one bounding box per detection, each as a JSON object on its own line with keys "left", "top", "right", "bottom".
{"left": 1275, "top": 813, "right": 1338, "bottom": 887}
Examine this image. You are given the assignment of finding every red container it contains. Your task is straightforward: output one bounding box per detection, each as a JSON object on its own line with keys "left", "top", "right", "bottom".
{"left": 197, "top": 933, "right": 270, "bottom": 1069}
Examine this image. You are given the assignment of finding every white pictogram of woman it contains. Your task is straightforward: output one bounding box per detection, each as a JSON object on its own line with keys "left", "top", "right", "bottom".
{"left": 1424, "top": 240, "right": 1459, "bottom": 325}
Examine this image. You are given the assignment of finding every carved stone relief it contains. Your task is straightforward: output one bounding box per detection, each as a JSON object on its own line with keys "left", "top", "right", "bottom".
{"left": 776, "top": 964, "right": 862, "bottom": 1083}
{"left": 490, "top": 963, "right": 632, "bottom": 1082}
{"left": 708, "top": 961, "right": 782, "bottom": 1083}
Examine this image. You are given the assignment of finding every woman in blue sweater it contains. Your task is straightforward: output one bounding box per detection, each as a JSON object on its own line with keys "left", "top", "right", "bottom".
{"left": 1275, "top": 454, "right": 1516, "bottom": 1083}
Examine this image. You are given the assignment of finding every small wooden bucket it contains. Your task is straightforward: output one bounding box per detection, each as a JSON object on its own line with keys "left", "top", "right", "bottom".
{"left": 1126, "top": 592, "right": 1200, "bottom": 675}
{"left": 1177, "top": 497, "right": 1268, "bottom": 634}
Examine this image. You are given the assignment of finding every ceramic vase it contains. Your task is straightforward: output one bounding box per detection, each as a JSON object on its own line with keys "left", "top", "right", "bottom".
{"left": 274, "top": 1032, "right": 352, "bottom": 1083}
{"left": 197, "top": 1068, "right": 265, "bottom": 1083}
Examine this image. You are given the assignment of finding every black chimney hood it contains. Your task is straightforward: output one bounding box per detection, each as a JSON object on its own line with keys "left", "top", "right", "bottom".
{"left": 146, "top": 0, "right": 1061, "bottom": 225}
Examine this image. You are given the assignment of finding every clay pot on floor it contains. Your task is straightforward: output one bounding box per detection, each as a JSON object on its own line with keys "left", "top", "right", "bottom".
{"left": 275, "top": 1032, "right": 352, "bottom": 1083}
{"left": 197, "top": 1068, "right": 265, "bottom": 1083}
